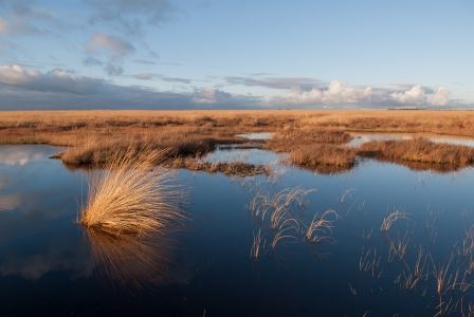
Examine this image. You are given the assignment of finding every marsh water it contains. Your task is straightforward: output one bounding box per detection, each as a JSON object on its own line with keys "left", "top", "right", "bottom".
{"left": 1, "top": 143, "right": 474, "bottom": 316}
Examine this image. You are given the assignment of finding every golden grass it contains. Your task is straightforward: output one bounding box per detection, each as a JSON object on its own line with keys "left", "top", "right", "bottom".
{"left": 80, "top": 147, "right": 183, "bottom": 236}
{"left": 290, "top": 144, "right": 357, "bottom": 173}
{"left": 267, "top": 129, "right": 352, "bottom": 152}
{"left": 3, "top": 110, "right": 474, "bottom": 173}
{"left": 3, "top": 110, "right": 474, "bottom": 146}
{"left": 358, "top": 138, "right": 474, "bottom": 170}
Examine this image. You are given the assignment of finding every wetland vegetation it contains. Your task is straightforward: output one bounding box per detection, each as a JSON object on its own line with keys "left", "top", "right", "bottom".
{"left": 1, "top": 110, "right": 474, "bottom": 315}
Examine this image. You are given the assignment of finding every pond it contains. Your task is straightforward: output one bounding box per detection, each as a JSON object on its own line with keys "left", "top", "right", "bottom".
{"left": 1, "top": 145, "right": 474, "bottom": 316}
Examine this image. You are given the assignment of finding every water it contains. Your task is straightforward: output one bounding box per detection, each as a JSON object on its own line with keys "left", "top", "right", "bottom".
{"left": 237, "top": 132, "right": 273, "bottom": 140}
{"left": 203, "top": 147, "right": 282, "bottom": 166}
{"left": 1, "top": 145, "right": 474, "bottom": 316}
{"left": 348, "top": 132, "right": 474, "bottom": 148}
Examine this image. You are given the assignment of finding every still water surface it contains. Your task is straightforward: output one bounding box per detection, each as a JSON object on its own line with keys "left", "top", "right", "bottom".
{"left": 1, "top": 145, "right": 473, "bottom": 316}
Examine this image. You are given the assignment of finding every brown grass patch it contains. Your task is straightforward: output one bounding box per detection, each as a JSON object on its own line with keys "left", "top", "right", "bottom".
{"left": 358, "top": 138, "right": 474, "bottom": 170}
{"left": 267, "top": 129, "right": 351, "bottom": 153}
{"left": 290, "top": 145, "right": 357, "bottom": 173}
{"left": 168, "top": 157, "right": 267, "bottom": 176}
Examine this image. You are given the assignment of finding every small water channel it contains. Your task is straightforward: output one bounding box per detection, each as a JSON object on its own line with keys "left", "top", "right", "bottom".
{"left": 348, "top": 132, "right": 474, "bottom": 148}
{"left": 1, "top": 144, "right": 474, "bottom": 315}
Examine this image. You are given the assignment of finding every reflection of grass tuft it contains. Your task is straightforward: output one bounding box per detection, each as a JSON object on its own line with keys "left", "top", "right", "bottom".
{"left": 86, "top": 227, "right": 173, "bottom": 287}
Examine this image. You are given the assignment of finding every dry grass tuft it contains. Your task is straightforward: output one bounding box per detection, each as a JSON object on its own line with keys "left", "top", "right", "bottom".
{"left": 305, "top": 209, "right": 340, "bottom": 244}
{"left": 80, "top": 147, "right": 183, "bottom": 236}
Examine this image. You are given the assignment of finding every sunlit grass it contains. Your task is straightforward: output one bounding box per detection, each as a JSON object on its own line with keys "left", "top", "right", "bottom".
{"left": 80, "top": 147, "right": 183, "bottom": 237}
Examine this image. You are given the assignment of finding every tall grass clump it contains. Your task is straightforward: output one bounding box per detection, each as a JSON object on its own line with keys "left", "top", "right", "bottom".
{"left": 80, "top": 147, "right": 183, "bottom": 236}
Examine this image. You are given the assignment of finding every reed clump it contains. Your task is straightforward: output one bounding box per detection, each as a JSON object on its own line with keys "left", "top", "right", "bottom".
{"left": 80, "top": 147, "right": 183, "bottom": 236}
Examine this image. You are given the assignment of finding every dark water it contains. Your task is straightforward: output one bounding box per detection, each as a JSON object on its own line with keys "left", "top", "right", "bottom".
{"left": 1, "top": 145, "right": 474, "bottom": 316}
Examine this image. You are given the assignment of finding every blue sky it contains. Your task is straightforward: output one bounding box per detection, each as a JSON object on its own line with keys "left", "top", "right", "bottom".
{"left": 0, "top": 0, "right": 473, "bottom": 110}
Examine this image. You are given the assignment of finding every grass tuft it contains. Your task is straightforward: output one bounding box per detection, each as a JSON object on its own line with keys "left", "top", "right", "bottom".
{"left": 80, "top": 147, "right": 183, "bottom": 237}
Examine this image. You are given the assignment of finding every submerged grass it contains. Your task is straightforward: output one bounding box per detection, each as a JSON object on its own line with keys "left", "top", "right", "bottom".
{"left": 305, "top": 209, "right": 340, "bottom": 244}
{"left": 380, "top": 210, "right": 410, "bottom": 233}
{"left": 80, "top": 147, "right": 183, "bottom": 236}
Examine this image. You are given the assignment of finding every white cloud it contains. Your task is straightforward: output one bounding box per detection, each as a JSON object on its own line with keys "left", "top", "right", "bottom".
{"left": 269, "top": 80, "right": 453, "bottom": 108}
{"left": 0, "top": 65, "right": 457, "bottom": 110}
{"left": 273, "top": 80, "right": 373, "bottom": 106}
{"left": 85, "top": 33, "right": 135, "bottom": 57}
{"left": 390, "top": 85, "right": 426, "bottom": 105}
{"left": 428, "top": 87, "right": 450, "bottom": 106}
{"left": 0, "top": 64, "right": 39, "bottom": 85}
{"left": 0, "top": 64, "right": 105, "bottom": 94}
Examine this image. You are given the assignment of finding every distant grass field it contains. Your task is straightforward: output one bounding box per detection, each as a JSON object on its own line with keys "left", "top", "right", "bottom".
{"left": 1, "top": 109, "right": 474, "bottom": 173}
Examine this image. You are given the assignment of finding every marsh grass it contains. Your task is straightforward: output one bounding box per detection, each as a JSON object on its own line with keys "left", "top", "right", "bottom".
{"left": 80, "top": 147, "right": 183, "bottom": 236}
{"left": 358, "top": 138, "right": 474, "bottom": 170}
{"left": 8, "top": 110, "right": 474, "bottom": 175}
{"left": 380, "top": 210, "right": 410, "bottom": 233}
{"left": 249, "top": 187, "right": 314, "bottom": 254}
{"left": 290, "top": 145, "right": 357, "bottom": 173}
{"left": 305, "top": 209, "right": 340, "bottom": 244}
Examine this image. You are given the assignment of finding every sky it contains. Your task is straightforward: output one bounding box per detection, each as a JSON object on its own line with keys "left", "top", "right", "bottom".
{"left": 0, "top": 0, "right": 473, "bottom": 110}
